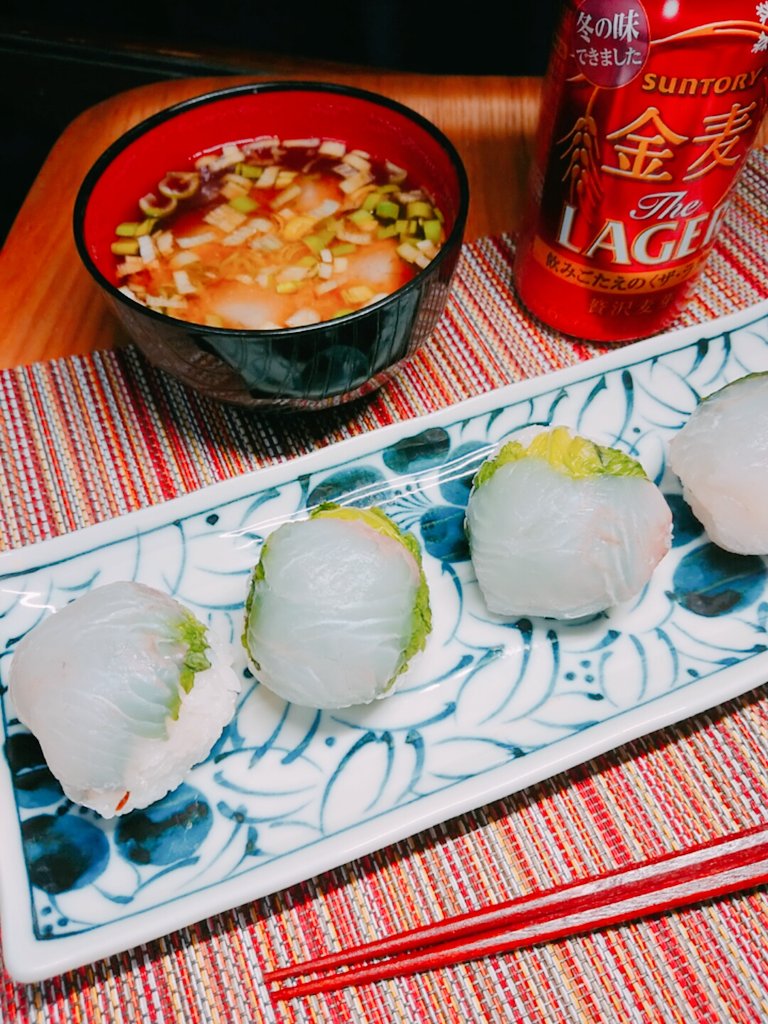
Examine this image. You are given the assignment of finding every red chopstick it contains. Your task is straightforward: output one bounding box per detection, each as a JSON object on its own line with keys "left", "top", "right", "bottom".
{"left": 266, "top": 821, "right": 768, "bottom": 1001}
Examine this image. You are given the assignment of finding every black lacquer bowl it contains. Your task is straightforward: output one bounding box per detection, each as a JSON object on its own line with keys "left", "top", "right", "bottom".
{"left": 74, "top": 81, "right": 469, "bottom": 410}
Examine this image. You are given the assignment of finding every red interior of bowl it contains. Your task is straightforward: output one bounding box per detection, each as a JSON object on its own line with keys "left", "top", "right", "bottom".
{"left": 80, "top": 84, "right": 466, "bottom": 289}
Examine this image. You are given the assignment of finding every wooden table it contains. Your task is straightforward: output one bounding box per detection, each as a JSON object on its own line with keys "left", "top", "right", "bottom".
{"left": 0, "top": 72, "right": 543, "bottom": 370}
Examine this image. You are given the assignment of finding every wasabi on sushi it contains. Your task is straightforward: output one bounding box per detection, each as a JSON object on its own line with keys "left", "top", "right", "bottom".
{"left": 668, "top": 372, "right": 768, "bottom": 555}
{"left": 465, "top": 426, "right": 672, "bottom": 620}
{"left": 9, "top": 581, "right": 240, "bottom": 818}
{"left": 242, "top": 503, "right": 431, "bottom": 708}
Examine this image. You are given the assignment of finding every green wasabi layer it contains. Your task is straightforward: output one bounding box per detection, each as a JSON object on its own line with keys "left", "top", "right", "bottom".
{"left": 167, "top": 612, "right": 211, "bottom": 720}
{"left": 473, "top": 426, "right": 647, "bottom": 489}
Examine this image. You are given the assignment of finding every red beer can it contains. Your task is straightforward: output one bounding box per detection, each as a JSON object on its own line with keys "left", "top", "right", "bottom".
{"left": 512, "top": 0, "right": 768, "bottom": 341}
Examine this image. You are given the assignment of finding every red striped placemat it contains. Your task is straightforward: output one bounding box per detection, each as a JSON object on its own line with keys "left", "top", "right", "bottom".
{"left": 1, "top": 148, "right": 767, "bottom": 1023}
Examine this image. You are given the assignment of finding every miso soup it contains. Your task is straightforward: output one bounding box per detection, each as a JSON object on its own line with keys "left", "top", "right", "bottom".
{"left": 110, "top": 137, "right": 447, "bottom": 331}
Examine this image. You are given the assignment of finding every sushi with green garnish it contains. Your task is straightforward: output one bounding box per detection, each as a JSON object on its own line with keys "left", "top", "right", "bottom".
{"left": 465, "top": 426, "right": 672, "bottom": 620}
{"left": 668, "top": 372, "right": 768, "bottom": 555}
{"left": 242, "top": 503, "right": 431, "bottom": 708}
{"left": 9, "top": 581, "right": 240, "bottom": 818}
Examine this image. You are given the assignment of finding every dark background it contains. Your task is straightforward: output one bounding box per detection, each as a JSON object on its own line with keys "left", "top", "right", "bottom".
{"left": 1, "top": 2, "right": 562, "bottom": 243}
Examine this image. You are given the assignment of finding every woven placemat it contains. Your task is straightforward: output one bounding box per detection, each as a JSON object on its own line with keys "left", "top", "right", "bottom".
{"left": 1, "top": 148, "right": 767, "bottom": 1023}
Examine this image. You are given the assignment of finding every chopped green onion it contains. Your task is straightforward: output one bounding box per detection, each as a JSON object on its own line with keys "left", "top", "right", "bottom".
{"left": 406, "top": 200, "right": 433, "bottom": 219}
{"left": 423, "top": 219, "right": 443, "bottom": 243}
{"left": 158, "top": 171, "right": 199, "bottom": 199}
{"left": 235, "top": 162, "right": 263, "bottom": 179}
{"left": 115, "top": 222, "right": 141, "bottom": 237}
{"left": 138, "top": 192, "right": 177, "bottom": 218}
{"left": 375, "top": 200, "right": 400, "bottom": 220}
{"left": 229, "top": 194, "right": 260, "bottom": 214}
{"left": 348, "top": 208, "right": 377, "bottom": 228}
{"left": 303, "top": 228, "right": 336, "bottom": 254}
{"left": 111, "top": 239, "right": 139, "bottom": 255}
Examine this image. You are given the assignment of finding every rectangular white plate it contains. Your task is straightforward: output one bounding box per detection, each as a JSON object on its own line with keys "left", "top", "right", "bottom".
{"left": 2, "top": 299, "right": 768, "bottom": 982}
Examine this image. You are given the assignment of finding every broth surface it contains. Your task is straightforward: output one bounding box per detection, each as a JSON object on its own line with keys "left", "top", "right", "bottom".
{"left": 111, "top": 138, "right": 446, "bottom": 330}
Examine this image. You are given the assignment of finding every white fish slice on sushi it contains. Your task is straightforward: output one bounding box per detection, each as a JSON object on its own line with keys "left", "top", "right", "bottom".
{"left": 668, "top": 371, "right": 768, "bottom": 555}
{"left": 465, "top": 426, "right": 673, "bottom": 621}
{"left": 242, "top": 502, "right": 432, "bottom": 709}
{"left": 8, "top": 580, "right": 241, "bottom": 819}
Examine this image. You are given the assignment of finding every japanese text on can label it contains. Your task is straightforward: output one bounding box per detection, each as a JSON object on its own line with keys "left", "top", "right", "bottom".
{"left": 512, "top": 1, "right": 768, "bottom": 340}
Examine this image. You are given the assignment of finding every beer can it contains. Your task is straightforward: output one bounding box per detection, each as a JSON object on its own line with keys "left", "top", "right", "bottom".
{"left": 512, "top": 0, "right": 768, "bottom": 341}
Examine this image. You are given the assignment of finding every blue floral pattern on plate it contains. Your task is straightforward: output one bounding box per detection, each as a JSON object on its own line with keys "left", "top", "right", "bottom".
{"left": 2, "top": 300, "right": 767, "bottom": 982}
